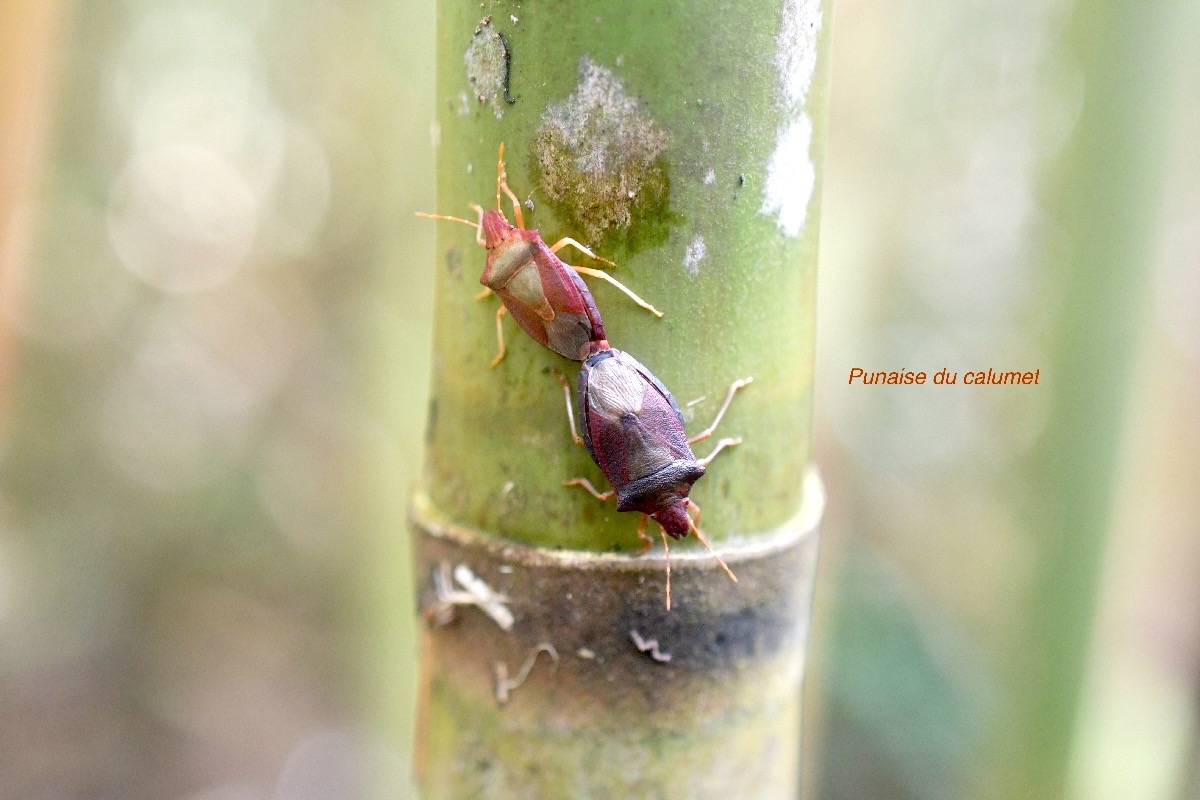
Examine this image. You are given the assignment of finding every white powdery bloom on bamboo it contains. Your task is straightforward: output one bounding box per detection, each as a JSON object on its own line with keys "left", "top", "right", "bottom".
{"left": 762, "top": 116, "right": 816, "bottom": 239}
{"left": 683, "top": 234, "right": 707, "bottom": 275}
{"left": 776, "top": 0, "right": 823, "bottom": 108}
{"left": 762, "top": 0, "right": 822, "bottom": 238}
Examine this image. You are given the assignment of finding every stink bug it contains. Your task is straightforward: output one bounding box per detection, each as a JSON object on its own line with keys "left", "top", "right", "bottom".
{"left": 557, "top": 348, "right": 752, "bottom": 609}
{"left": 417, "top": 144, "right": 662, "bottom": 366}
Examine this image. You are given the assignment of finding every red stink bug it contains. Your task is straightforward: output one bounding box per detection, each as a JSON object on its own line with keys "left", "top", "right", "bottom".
{"left": 417, "top": 144, "right": 662, "bottom": 366}
{"left": 557, "top": 348, "right": 752, "bottom": 609}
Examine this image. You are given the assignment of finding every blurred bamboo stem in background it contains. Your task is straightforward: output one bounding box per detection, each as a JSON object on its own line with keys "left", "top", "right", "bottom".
{"left": 994, "top": 2, "right": 1185, "bottom": 798}
{"left": 0, "top": 0, "right": 69, "bottom": 428}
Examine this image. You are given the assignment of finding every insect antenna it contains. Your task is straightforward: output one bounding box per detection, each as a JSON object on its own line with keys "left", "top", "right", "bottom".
{"left": 414, "top": 212, "right": 482, "bottom": 230}
{"left": 687, "top": 513, "right": 738, "bottom": 584}
{"left": 660, "top": 524, "right": 672, "bottom": 611}
{"left": 416, "top": 204, "right": 486, "bottom": 245}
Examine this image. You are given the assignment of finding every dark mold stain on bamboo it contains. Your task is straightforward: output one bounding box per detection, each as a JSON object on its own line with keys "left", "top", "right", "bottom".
{"left": 413, "top": 496, "right": 820, "bottom": 716}
{"left": 444, "top": 243, "right": 462, "bottom": 279}
{"left": 534, "top": 58, "right": 675, "bottom": 253}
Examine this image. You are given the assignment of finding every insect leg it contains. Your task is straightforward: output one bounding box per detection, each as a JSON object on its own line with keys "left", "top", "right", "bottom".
{"left": 548, "top": 237, "right": 616, "bottom": 267}
{"left": 635, "top": 514, "right": 653, "bottom": 555}
{"left": 489, "top": 305, "right": 508, "bottom": 368}
{"left": 415, "top": 202, "right": 486, "bottom": 246}
{"left": 660, "top": 525, "right": 672, "bottom": 610}
{"left": 569, "top": 265, "right": 665, "bottom": 318}
{"left": 688, "top": 376, "right": 753, "bottom": 444}
{"left": 562, "top": 478, "right": 614, "bottom": 501}
{"left": 474, "top": 286, "right": 493, "bottom": 301}
{"left": 697, "top": 436, "right": 743, "bottom": 467}
{"left": 554, "top": 371, "right": 585, "bottom": 446}
{"left": 414, "top": 211, "right": 480, "bottom": 227}
{"left": 496, "top": 143, "right": 525, "bottom": 228}
{"left": 495, "top": 145, "right": 503, "bottom": 216}
{"left": 686, "top": 512, "right": 738, "bottom": 584}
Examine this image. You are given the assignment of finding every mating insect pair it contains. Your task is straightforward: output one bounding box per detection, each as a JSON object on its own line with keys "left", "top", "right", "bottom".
{"left": 419, "top": 145, "right": 749, "bottom": 608}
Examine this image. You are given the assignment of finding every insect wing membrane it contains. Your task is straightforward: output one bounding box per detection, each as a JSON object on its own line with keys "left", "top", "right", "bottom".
{"left": 533, "top": 243, "right": 603, "bottom": 359}
{"left": 582, "top": 351, "right": 692, "bottom": 491}
{"left": 532, "top": 242, "right": 586, "bottom": 316}
{"left": 624, "top": 354, "right": 692, "bottom": 460}
{"left": 582, "top": 352, "right": 640, "bottom": 490}
{"left": 563, "top": 261, "right": 606, "bottom": 342}
{"left": 631, "top": 383, "right": 693, "bottom": 462}
{"left": 532, "top": 242, "right": 606, "bottom": 341}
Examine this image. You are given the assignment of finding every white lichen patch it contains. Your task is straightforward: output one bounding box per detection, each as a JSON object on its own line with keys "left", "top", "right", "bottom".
{"left": 703, "top": 168, "right": 716, "bottom": 186}
{"left": 762, "top": 0, "right": 823, "bottom": 238}
{"left": 534, "top": 57, "right": 668, "bottom": 241}
{"left": 683, "top": 233, "right": 706, "bottom": 275}
{"left": 776, "top": 0, "right": 823, "bottom": 109}
{"left": 762, "top": 116, "right": 815, "bottom": 238}
{"left": 464, "top": 16, "right": 510, "bottom": 119}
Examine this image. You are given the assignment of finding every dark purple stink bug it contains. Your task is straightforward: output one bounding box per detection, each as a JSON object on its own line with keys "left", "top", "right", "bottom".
{"left": 558, "top": 348, "right": 751, "bottom": 609}
{"left": 417, "top": 144, "right": 662, "bottom": 366}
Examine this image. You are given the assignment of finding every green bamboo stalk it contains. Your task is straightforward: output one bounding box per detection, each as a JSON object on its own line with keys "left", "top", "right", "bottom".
{"left": 413, "top": 0, "right": 832, "bottom": 795}
{"left": 988, "top": 2, "right": 1184, "bottom": 798}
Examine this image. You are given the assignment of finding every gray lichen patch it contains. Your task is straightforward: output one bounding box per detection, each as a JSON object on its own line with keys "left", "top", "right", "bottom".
{"left": 683, "top": 233, "right": 706, "bottom": 275}
{"left": 464, "top": 16, "right": 511, "bottom": 119}
{"left": 534, "top": 58, "right": 669, "bottom": 244}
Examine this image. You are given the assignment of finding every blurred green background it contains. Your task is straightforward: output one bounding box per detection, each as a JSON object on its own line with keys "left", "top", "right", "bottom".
{"left": 1, "top": 1, "right": 1198, "bottom": 799}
